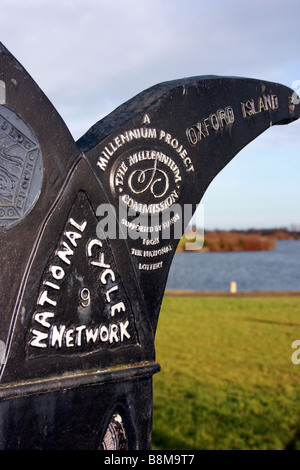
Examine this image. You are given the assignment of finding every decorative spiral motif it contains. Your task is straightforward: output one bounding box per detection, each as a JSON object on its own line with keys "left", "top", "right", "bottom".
{"left": 128, "top": 158, "right": 169, "bottom": 198}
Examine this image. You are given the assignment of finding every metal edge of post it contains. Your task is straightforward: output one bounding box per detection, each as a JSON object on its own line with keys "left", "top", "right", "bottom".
{"left": 0, "top": 362, "right": 161, "bottom": 401}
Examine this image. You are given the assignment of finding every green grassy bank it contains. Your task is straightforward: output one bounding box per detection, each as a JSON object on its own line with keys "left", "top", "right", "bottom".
{"left": 152, "top": 295, "right": 300, "bottom": 450}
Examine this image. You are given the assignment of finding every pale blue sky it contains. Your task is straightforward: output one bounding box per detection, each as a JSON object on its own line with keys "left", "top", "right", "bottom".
{"left": 1, "top": 0, "right": 299, "bottom": 229}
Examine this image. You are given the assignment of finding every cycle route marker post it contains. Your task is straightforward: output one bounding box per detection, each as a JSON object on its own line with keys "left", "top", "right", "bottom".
{"left": 0, "top": 43, "right": 299, "bottom": 450}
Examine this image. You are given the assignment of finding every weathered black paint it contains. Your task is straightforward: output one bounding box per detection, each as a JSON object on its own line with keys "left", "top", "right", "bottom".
{"left": 0, "top": 43, "right": 299, "bottom": 449}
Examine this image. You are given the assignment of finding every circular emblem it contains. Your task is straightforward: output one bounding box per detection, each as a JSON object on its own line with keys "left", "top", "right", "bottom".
{"left": 112, "top": 148, "right": 183, "bottom": 214}
{"left": 0, "top": 105, "right": 43, "bottom": 230}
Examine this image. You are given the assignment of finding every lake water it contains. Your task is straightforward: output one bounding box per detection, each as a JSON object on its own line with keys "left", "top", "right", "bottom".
{"left": 166, "top": 240, "right": 300, "bottom": 292}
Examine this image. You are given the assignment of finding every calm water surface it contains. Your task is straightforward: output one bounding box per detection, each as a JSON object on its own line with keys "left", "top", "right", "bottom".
{"left": 166, "top": 240, "right": 300, "bottom": 291}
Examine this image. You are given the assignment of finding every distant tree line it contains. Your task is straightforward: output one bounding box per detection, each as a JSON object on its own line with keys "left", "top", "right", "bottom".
{"left": 177, "top": 227, "right": 300, "bottom": 252}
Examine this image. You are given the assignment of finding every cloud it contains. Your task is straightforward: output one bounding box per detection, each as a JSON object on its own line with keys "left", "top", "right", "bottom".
{"left": 0, "top": 0, "right": 299, "bottom": 228}
{"left": 1, "top": 0, "right": 300, "bottom": 140}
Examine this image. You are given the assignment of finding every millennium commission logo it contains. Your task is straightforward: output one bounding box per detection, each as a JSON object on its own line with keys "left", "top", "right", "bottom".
{"left": 95, "top": 122, "right": 198, "bottom": 249}
{"left": 0, "top": 106, "right": 43, "bottom": 229}
{"left": 112, "top": 148, "right": 183, "bottom": 215}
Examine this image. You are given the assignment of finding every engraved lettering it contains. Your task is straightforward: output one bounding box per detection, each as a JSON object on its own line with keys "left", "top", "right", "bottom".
{"left": 80, "top": 288, "right": 90, "bottom": 307}
{"left": 100, "top": 268, "right": 115, "bottom": 285}
{"left": 65, "top": 230, "right": 82, "bottom": 247}
{"left": 110, "top": 301, "right": 126, "bottom": 317}
{"left": 34, "top": 312, "right": 55, "bottom": 328}
{"left": 86, "top": 327, "right": 99, "bottom": 344}
{"left": 240, "top": 94, "right": 278, "bottom": 118}
{"left": 29, "top": 207, "right": 135, "bottom": 353}
{"left": 56, "top": 241, "right": 74, "bottom": 265}
{"left": 97, "top": 128, "right": 157, "bottom": 171}
{"left": 105, "top": 285, "right": 119, "bottom": 302}
{"left": 31, "top": 320, "right": 133, "bottom": 349}
{"left": 30, "top": 217, "right": 88, "bottom": 349}
{"left": 50, "top": 325, "right": 66, "bottom": 348}
{"left": 120, "top": 321, "right": 131, "bottom": 341}
{"left": 87, "top": 238, "right": 102, "bottom": 257}
{"left": 186, "top": 106, "right": 235, "bottom": 146}
{"left": 138, "top": 261, "right": 163, "bottom": 270}
{"left": 75, "top": 325, "right": 87, "bottom": 346}
{"left": 115, "top": 161, "right": 128, "bottom": 187}
{"left": 50, "top": 265, "right": 65, "bottom": 280}
{"left": 109, "top": 324, "right": 119, "bottom": 343}
{"left": 44, "top": 281, "right": 60, "bottom": 290}
{"left": 65, "top": 328, "right": 75, "bottom": 347}
{"left": 38, "top": 290, "right": 57, "bottom": 307}
{"left": 30, "top": 329, "right": 48, "bottom": 348}
{"left": 99, "top": 326, "right": 109, "bottom": 342}
{"left": 121, "top": 189, "right": 179, "bottom": 214}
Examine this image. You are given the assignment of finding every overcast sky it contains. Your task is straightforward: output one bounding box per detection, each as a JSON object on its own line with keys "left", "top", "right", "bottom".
{"left": 1, "top": 0, "right": 299, "bottom": 229}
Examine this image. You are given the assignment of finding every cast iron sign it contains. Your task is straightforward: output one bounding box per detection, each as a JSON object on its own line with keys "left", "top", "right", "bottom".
{"left": 0, "top": 43, "right": 299, "bottom": 449}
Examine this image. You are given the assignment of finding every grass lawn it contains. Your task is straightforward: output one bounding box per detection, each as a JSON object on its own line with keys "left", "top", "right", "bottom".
{"left": 152, "top": 295, "right": 300, "bottom": 450}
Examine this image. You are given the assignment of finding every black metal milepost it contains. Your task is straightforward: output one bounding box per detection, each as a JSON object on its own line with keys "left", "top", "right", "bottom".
{"left": 0, "top": 43, "right": 299, "bottom": 450}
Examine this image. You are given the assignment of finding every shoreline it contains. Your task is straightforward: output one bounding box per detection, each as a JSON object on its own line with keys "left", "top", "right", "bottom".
{"left": 164, "top": 290, "right": 300, "bottom": 297}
